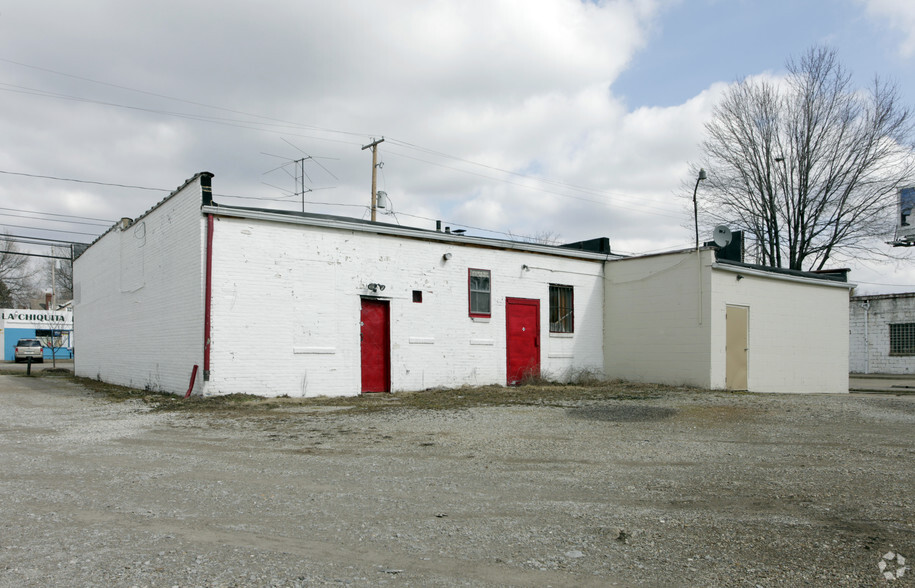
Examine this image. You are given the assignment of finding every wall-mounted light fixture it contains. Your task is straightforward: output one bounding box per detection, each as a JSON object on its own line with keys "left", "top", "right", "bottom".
{"left": 367, "top": 283, "right": 386, "bottom": 292}
{"left": 522, "top": 264, "right": 530, "bottom": 272}
{"left": 736, "top": 274, "right": 744, "bottom": 281}
{"left": 442, "top": 252, "right": 452, "bottom": 261}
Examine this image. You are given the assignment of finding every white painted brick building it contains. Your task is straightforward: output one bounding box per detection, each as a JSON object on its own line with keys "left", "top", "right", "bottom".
{"left": 849, "top": 292, "right": 915, "bottom": 374}
{"left": 74, "top": 172, "right": 854, "bottom": 396}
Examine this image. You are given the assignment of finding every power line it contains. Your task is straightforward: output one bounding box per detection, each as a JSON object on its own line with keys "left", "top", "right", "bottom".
{"left": 0, "top": 82, "right": 366, "bottom": 148}
{"left": 0, "top": 223, "right": 103, "bottom": 238}
{"left": 0, "top": 169, "right": 168, "bottom": 192}
{"left": 0, "top": 210, "right": 112, "bottom": 228}
{"left": 0, "top": 250, "right": 71, "bottom": 261}
{"left": 0, "top": 61, "right": 682, "bottom": 221}
{"left": 382, "top": 148, "right": 684, "bottom": 221}
{"left": 0, "top": 60, "right": 699, "bottom": 244}
{"left": 0, "top": 57, "right": 374, "bottom": 140}
{"left": 0, "top": 206, "right": 114, "bottom": 224}
{"left": 1, "top": 233, "right": 90, "bottom": 246}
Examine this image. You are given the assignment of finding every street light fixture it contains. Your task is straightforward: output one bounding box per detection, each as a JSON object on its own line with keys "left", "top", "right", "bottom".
{"left": 693, "top": 168, "right": 708, "bottom": 250}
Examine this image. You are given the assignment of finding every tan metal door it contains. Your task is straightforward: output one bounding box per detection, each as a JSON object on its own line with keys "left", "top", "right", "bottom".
{"left": 726, "top": 305, "right": 748, "bottom": 390}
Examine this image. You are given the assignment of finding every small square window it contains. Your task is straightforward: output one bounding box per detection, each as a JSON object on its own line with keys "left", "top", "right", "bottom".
{"left": 890, "top": 323, "right": 915, "bottom": 355}
{"left": 413, "top": 290, "right": 423, "bottom": 303}
{"left": 549, "top": 284, "right": 574, "bottom": 333}
{"left": 468, "top": 269, "right": 491, "bottom": 317}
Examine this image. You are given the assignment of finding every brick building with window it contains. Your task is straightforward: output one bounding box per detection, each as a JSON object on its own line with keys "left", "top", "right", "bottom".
{"left": 850, "top": 292, "right": 915, "bottom": 374}
{"left": 73, "top": 172, "right": 853, "bottom": 396}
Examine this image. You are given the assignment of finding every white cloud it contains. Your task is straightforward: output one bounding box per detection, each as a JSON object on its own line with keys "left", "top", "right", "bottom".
{"left": 859, "top": 0, "right": 915, "bottom": 57}
{"left": 0, "top": 0, "right": 907, "bottom": 290}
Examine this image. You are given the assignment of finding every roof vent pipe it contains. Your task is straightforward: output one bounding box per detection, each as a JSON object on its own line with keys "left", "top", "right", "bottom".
{"left": 436, "top": 220, "right": 442, "bottom": 232}
{"left": 445, "top": 226, "right": 451, "bottom": 234}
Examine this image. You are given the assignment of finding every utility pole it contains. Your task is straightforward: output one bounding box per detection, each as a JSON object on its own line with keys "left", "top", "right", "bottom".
{"left": 361, "top": 137, "right": 384, "bottom": 221}
{"left": 51, "top": 260, "right": 56, "bottom": 310}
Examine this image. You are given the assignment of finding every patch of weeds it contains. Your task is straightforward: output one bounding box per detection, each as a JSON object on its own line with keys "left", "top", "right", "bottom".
{"left": 567, "top": 367, "right": 606, "bottom": 386}
{"left": 74, "top": 376, "right": 175, "bottom": 405}
{"left": 57, "top": 374, "right": 710, "bottom": 415}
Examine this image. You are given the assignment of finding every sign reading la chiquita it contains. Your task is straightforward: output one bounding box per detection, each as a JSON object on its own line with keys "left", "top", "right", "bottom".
{"left": 0, "top": 309, "right": 72, "bottom": 326}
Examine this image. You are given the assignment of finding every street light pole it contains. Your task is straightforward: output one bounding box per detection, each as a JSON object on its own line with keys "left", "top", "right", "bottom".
{"left": 693, "top": 168, "right": 708, "bottom": 249}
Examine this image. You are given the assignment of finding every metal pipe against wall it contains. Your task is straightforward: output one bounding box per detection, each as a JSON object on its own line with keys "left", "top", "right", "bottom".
{"left": 861, "top": 302, "right": 870, "bottom": 375}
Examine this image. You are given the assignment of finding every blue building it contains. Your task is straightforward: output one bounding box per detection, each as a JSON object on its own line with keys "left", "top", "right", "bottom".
{"left": 1, "top": 309, "right": 74, "bottom": 361}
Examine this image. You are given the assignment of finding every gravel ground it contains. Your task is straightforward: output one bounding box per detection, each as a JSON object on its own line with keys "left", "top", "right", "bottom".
{"left": 0, "top": 374, "right": 913, "bottom": 587}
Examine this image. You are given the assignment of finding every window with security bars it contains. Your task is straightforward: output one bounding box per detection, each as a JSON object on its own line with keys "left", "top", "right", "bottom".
{"left": 549, "top": 284, "right": 574, "bottom": 333}
{"left": 889, "top": 323, "right": 915, "bottom": 355}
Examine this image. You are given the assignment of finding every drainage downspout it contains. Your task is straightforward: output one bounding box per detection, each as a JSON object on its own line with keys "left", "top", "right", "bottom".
{"left": 861, "top": 302, "right": 870, "bottom": 375}
{"left": 202, "top": 173, "right": 215, "bottom": 387}
{"left": 204, "top": 212, "right": 214, "bottom": 383}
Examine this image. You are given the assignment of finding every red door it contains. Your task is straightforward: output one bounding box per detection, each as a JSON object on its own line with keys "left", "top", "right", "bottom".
{"left": 506, "top": 297, "right": 540, "bottom": 385}
{"left": 361, "top": 298, "right": 390, "bottom": 393}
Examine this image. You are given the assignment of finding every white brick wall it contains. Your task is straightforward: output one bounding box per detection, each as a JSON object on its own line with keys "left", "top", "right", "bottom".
{"left": 205, "top": 216, "right": 606, "bottom": 397}
{"left": 73, "top": 176, "right": 207, "bottom": 394}
{"left": 849, "top": 293, "right": 915, "bottom": 374}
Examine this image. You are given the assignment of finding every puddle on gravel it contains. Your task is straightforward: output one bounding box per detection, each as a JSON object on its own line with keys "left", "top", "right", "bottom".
{"left": 567, "top": 405, "right": 676, "bottom": 422}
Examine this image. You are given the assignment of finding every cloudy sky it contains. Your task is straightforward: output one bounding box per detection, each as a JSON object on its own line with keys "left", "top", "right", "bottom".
{"left": 1, "top": 0, "right": 913, "bottom": 293}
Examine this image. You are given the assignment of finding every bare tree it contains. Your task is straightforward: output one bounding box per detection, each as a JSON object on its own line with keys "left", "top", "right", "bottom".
{"left": 0, "top": 234, "right": 39, "bottom": 307}
{"left": 508, "top": 230, "right": 563, "bottom": 245}
{"left": 46, "top": 246, "right": 74, "bottom": 304}
{"left": 0, "top": 279, "right": 12, "bottom": 307}
{"left": 38, "top": 312, "right": 72, "bottom": 368}
{"left": 698, "top": 47, "right": 915, "bottom": 270}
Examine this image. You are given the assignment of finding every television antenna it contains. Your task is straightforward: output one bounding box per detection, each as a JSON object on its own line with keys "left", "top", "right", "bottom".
{"left": 261, "top": 144, "right": 338, "bottom": 212}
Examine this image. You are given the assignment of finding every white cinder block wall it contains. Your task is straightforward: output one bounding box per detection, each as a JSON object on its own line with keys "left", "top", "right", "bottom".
{"left": 850, "top": 293, "right": 915, "bottom": 374}
{"left": 710, "top": 266, "right": 850, "bottom": 393}
{"left": 603, "top": 249, "right": 714, "bottom": 388}
{"left": 74, "top": 176, "right": 207, "bottom": 394}
{"left": 205, "top": 215, "right": 607, "bottom": 397}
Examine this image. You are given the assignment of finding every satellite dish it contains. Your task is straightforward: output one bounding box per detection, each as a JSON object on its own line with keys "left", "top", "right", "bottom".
{"left": 713, "top": 225, "right": 732, "bottom": 247}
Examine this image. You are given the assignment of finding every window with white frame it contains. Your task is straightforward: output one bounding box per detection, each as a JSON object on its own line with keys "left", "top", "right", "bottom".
{"left": 549, "top": 284, "right": 574, "bottom": 333}
{"left": 468, "top": 269, "right": 491, "bottom": 317}
{"left": 890, "top": 323, "right": 915, "bottom": 355}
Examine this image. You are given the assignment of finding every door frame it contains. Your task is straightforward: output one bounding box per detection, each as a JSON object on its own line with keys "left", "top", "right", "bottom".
{"left": 505, "top": 297, "right": 541, "bottom": 385}
{"left": 360, "top": 297, "right": 391, "bottom": 393}
{"left": 726, "top": 304, "right": 749, "bottom": 391}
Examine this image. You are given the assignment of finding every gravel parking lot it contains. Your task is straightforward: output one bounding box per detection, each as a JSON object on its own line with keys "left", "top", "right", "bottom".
{"left": 0, "top": 373, "right": 912, "bottom": 587}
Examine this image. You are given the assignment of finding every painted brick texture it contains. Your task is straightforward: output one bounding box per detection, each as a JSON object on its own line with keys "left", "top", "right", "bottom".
{"left": 206, "top": 217, "right": 606, "bottom": 397}
{"left": 74, "top": 179, "right": 206, "bottom": 393}
{"left": 850, "top": 294, "right": 915, "bottom": 374}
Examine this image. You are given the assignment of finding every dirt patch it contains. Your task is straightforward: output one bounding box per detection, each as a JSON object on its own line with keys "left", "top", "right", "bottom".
{"left": 1, "top": 375, "right": 912, "bottom": 586}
